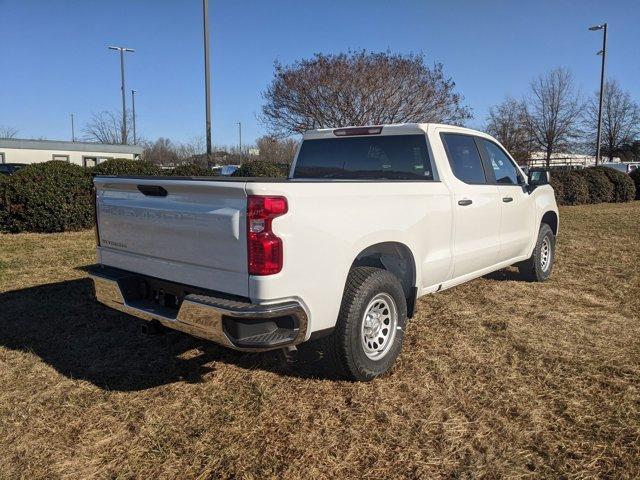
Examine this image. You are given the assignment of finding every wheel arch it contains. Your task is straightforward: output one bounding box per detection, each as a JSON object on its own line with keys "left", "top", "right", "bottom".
{"left": 541, "top": 210, "right": 558, "bottom": 235}
{"left": 350, "top": 241, "right": 418, "bottom": 318}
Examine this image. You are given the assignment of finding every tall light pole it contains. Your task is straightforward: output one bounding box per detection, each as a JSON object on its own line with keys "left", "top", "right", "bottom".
{"left": 70, "top": 113, "right": 75, "bottom": 142}
{"left": 108, "top": 45, "right": 134, "bottom": 145}
{"left": 202, "top": 0, "right": 212, "bottom": 164}
{"left": 238, "top": 121, "right": 242, "bottom": 154}
{"left": 589, "top": 23, "right": 607, "bottom": 165}
{"left": 131, "top": 89, "right": 137, "bottom": 144}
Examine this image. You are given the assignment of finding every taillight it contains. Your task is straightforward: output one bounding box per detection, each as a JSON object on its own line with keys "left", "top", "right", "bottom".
{"left": 93, "top": 187, "right": 100, "bottom": 246}
{"left": 247, "top": 195, "right": 288, "bottom": 275}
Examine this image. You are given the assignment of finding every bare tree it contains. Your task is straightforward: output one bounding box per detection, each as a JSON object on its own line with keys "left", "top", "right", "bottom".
{"left": 261, "top": 51, "right": 472, "bottom": 136}
{"left": 176, "top": 136, "right": 206, "bottom": 160}
{"left": 141, "top": 137, "right": 181, "bottom": 166}
{"left": 613, "top": 140, "right": 640, "bottom": 162}
{"left": 583, "top": 79, "right": 640, "bottom": 161}
{"left": 485, "top": 97, "right": 531, "bottom": 164}
{"left": 255, "top": 136, "right": 298, "bottom": 165}
{"left": 0, "top": 125, "right": 19, "bottom": 139}
{"left": 83, "top": 111, "right": 133, "bottom": 144}
{"left": 523, "top": 68, "right": 583, "bottom": 166}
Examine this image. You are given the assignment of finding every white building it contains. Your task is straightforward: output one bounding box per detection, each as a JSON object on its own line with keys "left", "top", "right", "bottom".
{"left": 0, "top": 138, "right": 143, "bottom": 168}
{"left": 528, "top": 152, "right": 620, "bottom": 168}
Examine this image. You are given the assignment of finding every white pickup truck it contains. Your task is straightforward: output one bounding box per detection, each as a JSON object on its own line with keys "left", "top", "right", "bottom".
{"left": 90, "top": 123, "right": 558, "bottom": 381}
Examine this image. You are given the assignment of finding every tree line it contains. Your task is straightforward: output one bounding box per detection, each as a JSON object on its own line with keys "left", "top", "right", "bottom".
{"left": 486, "top": 70, "right": 640, "bottom": 165}
{"left": 140, "top": 135, "right": 298, "bottom": 167}
{"left": 3, "top": 51, "right": 638, "bottom": 167}
{"left": 260, "top": 53, "right": 639, "bottom": 166}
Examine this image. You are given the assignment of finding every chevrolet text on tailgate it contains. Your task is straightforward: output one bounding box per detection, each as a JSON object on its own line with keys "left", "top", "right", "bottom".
{"left": 90, "top": 123, "right": 558, "bottom": 381}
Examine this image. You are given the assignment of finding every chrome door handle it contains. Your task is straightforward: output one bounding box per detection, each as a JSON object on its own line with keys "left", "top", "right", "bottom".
{"left": 458, "top": 199, "right": 473, "bottom": 206}
{"left": 502, "top": 197, "right": 513, "bottom": 203}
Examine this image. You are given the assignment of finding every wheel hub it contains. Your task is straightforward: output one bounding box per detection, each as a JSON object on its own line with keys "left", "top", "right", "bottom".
{"left": 361, "top": 293, "right": 398, "bottom": 360}
{"left": 540, "top": 236, "right": 551, "bottom": 272}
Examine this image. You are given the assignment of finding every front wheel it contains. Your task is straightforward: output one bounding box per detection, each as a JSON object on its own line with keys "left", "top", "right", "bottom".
{"left": 312, "top": 267, "right": 407, "bottom": 381}
{"left": 518, "top": 223, "right": 555, "bottom": 282}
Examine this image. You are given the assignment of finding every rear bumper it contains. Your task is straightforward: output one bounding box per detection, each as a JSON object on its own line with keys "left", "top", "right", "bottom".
{"left": 88, "top": 265, "right": 308, "bottom": 351}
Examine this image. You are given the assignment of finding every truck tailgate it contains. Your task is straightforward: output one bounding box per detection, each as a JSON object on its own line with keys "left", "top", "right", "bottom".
{"left": 94, "top": 177, "right": 249, "bottom": 296}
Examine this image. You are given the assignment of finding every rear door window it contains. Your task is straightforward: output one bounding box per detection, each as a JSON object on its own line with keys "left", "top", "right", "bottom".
{"left": 441, "top": 133, "right": 487, "bottom": 184}
{"left": 293, "top": 134, "right": 434, "bottom": 180}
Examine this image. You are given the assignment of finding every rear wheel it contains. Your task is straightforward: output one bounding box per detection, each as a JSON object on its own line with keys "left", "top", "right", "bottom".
{"left": 309, "top": 266, "right": 407, "bottom": 381}
{"left": 518, "top": 223, "right": 555, "bottom": 282}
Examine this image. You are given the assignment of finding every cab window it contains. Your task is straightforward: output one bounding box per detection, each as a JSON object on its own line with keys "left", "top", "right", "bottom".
{"left": 481, "top": 139, "right": 523, "bottom": 185}
{"left": 441, "top": 133, "right": 487, "bottom": 184}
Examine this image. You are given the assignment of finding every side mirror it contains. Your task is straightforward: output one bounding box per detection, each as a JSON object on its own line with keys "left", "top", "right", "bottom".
{"left": 528, "top": 168, "right": 549, "bottom": 192}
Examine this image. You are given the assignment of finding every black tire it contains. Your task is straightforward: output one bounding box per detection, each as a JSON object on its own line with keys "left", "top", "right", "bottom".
{"left": 518, "top": 223, "right": 555, "bottom": 282}
{"left": 309, "top": 267, "right": 407, "bottom": 381}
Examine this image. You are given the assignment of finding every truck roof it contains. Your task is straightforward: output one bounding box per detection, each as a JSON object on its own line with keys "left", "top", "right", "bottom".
{"left": 302, "top": 123, "right": 485, "bottom": 140}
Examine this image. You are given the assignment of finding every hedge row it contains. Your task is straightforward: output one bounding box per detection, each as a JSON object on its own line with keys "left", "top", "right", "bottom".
{"left": 0, "top": 159, "right": 286, "bottom": 233}
{"left": 628, "top": 168, "right": 640, "bottom": 200}
{"left": 90, "top": 158, "right": 162, "bottom": 176}
{"left": 0, "top": 162, "right": 94, "bottom": 233}
{"left": 550, "top": 167, "right": 636, "bottom": 206}
{"left": 231, "top": 160, "right": 289, "bottom": 178}
{"left": 0, "top": 160, "right": 636, "bottom": 233}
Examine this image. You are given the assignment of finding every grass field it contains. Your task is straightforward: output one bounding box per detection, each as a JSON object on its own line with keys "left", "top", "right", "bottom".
{"left": 0, "top": 202, "right": 639, "bottom": 479}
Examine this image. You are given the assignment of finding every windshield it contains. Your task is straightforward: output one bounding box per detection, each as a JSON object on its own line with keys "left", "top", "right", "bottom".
{"left": 293, "top": 134, "right": 434, "bottom": 180}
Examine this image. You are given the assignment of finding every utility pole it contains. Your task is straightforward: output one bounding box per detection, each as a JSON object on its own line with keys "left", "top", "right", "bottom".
{"left": 202, "top": 0, "right": 212, "bottom": 164}
{"left": 131, "top": 89, "right": 137, "bottom": 144}
{"left": 70, "top": 113, "right": 75, "bottom": 142}
{"left": 589, "top": 23, "right": 607, "bottom": 165}
{"left": 108, "top": 45, "right": 135, "bottom": 144}
{"left": 238, "top": 121, "right": 242, "bottom": 154}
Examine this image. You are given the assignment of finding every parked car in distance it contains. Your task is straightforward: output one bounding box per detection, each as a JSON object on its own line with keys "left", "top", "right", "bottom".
{"left": 219, "top": 164, "right": 239, "bottom": 176}
{"left": 0, "top": 163, "right": 27, "bottom": 175}
{"left": 89, "top": 123, "right": 559, "bottom": 381}
{"left": 601, "top": 162, "right": 639, "bottom": 174}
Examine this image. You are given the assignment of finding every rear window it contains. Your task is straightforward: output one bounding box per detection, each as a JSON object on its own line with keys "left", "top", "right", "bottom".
{"left": 441, "top": 133, "right": 487, "bottom": 184}
{"left": 293, "top": 134, "right": 434, "bottom": 180}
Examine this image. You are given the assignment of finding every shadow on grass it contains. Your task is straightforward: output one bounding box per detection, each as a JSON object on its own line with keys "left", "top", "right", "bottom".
{"left": 0, "top": 278, "right": 338, "bottom": 391}
{"left": 483, "top": 268, "right": 523, "bottom": 282}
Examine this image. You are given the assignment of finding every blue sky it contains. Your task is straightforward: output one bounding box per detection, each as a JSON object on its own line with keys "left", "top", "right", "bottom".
{"left": 1, "top": 0, "right": 638, "bottom": 147}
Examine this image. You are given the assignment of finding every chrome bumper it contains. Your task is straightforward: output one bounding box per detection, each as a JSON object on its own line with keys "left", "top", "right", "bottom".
{"left": 89, "top": 266, "right": 308, "bottom": 351}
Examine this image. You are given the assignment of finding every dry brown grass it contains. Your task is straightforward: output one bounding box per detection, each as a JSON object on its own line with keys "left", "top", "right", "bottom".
{"left": 0, "top": 202, "right": 639, "bottom": 479}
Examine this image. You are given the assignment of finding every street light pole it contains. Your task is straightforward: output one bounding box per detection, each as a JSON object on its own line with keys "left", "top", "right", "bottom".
{"left": 108, "top": 46, "right": 134, "bottom": 145}
{"left": 589, "top": 23, "right": 607, "bottom": 165}
{"left": 70, "top": 113, "right": 75, "bottom": 142}
{"left": 202, "top": 0, "right": 212, "bottom": 164}
{"left": 238, "top": 121, "right": 242, "bottom": 154}
{"left": 131, "top": 89, "right": 137, "bottom": 144}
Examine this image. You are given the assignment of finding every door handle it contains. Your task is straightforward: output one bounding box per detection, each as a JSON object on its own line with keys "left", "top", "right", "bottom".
{"left": 457, "top": 199, "right": 473, "bottom": 206}
{"left": 137, "top": 185, "right": 168, "bottom": 197}
{"left": 502, "top": 196, "right": 513, "bottom": 203}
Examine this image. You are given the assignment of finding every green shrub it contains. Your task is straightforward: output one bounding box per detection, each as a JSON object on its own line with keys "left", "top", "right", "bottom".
{"left": 593, "top": 166, "right": 636, "bottom": 202}
{"left": 1, "top": 161, "right": 93, "bottom": 233}
{"left": 627, "top": 167, "right": 640, "bottom": 200}
{"left": 170, "top": 164, "right": 217, "bottom": 176}
{"left": 550, "top": 171, "right": 589, "bottom": 206}
{"left": 91, "top": 158, "right": 162, "bottom": 176}
{"left": 232, "top": 160, "right": 288, "bottom": 178}
{"left": 549, "top": 171, "right": 565, "bottom": 205}
{"left": 0, "top": 175, "right": 9, "bottom": 231}
{"left": 578, "top": 168, "right": 614, "bottom": 203}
